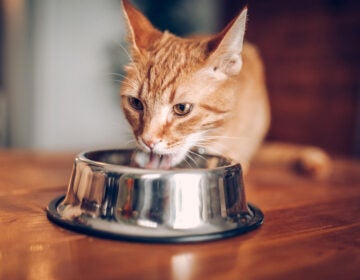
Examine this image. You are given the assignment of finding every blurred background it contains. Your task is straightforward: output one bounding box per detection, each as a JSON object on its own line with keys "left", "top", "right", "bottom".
{"left": 1, "top": 0, "right": 359, "bottom": 158}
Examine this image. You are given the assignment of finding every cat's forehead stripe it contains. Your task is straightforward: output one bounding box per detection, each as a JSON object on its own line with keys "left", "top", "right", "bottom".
{"left": 153, "top": 37, "right": 175, "bottom": 61}
{"left": 138, "top": 36, "right": 207, "bottom": 102}
{"left": 169, "top": 88, "right": 177, "bottom": 104}
{"left": 144, "top": 58, "right": 184, "bottom": 98}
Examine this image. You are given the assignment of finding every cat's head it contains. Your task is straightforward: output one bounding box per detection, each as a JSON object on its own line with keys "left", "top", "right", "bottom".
{"left": 120, "top": 0, "right": 248, "bottom": 168}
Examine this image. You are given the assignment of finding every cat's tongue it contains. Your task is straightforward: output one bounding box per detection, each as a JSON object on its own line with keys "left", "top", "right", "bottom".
{"left": 145, "top": 152, "right": 173, "bottom": 169}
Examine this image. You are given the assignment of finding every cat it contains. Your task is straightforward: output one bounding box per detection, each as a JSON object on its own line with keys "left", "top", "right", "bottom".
{"left": 120, "top": 0, "right": 330, "bottom": 177}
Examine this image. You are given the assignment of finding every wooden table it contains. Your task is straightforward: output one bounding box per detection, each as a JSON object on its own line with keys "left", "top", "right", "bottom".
{"left": 1, "top": 150, "right": 359, "bottom": 279}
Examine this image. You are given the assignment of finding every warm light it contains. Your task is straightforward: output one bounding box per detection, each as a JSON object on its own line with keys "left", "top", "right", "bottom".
{"left": 170, "top": 174, "right": 202, "bottom": 229}
{"left": 171, "top": 253, "right": 195, "bottom": 280}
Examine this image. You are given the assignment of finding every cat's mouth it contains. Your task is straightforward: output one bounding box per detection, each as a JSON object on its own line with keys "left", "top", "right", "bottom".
{"left": 132, "top": 150, "right": 176, "bottom": 169}
{"left": 145, "top": 152, "right": 174, "bottom": 169}
{"left": 134, "top": 137, "right": 196, "bottom": 169}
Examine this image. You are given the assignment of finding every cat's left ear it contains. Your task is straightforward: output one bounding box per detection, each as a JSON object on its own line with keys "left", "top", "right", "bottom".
{"left": 207, "top": 7, "right": 248, "bottom": 76}
{"left": 122, "top": 0, "right": 162, "bottom": 55}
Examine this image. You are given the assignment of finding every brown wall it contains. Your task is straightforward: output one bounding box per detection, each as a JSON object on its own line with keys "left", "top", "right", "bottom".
{"left": 223, "top": 0, "right": 360, "bottom": 156}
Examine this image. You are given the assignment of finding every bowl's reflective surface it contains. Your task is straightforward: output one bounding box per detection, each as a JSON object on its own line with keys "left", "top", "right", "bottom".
{"left": 47, "top": 149, "right": 263, "bottom": 243}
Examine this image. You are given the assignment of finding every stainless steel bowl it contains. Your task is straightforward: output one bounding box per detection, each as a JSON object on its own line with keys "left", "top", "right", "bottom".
{"left": 47, "top": 149, "right": 263, "bottom": 243}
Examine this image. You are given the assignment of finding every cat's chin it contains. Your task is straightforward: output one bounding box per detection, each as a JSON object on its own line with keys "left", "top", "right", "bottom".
{"left": 132, "top": 150, "right": 184, "bottom": 169}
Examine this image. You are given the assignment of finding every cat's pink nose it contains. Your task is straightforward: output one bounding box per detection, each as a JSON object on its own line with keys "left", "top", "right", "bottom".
{"left": 141, "top": 137, "right": 161, "bottom": 150}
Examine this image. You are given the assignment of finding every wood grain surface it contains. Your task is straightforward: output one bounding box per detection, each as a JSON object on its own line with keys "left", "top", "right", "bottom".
{"left": 0, "top": 150, "right": 359, "bottom": 280}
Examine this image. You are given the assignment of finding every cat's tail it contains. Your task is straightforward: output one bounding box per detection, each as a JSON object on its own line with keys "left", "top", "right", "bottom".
{"left": 253, "top": 142, "right": 331, "bottom": 178}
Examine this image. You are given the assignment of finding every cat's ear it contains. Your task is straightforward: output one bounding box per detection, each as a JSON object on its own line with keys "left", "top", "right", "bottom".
{"left": 122, "top": 0, "right": 162, "bottom": 54}
{"left": 207, "top": 7, "right": 248, "bottom": 76}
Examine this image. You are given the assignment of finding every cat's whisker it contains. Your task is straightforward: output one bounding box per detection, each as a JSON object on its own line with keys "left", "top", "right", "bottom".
{"left": 118, "top": 42, "right": 134, "bottom": 64}
{"left": 105, "top": 74, "right": 138, "bottom": 91}
{"left": 114, "top": 76, "right": 138, "bottom": 88}
{"left": 116, "top": 43, "right": 142, "bottom": 79}
{"left": 111, "top": 79, "right": 138, "bottom": 91}
{"left": 111, "top": 39, "right": 141, "bottom": 74}
{"left": 195, "top": 135, "right": 253, "bottom": 154}
{"left": 124, "top": 139, "right": 137, "bottom": 148}
{"left": 182, "top": 157, "right": 193, "bottom": 168}
{"left": 109, "top": 72, "right": 126, "bottom": 79}
{"left": 109, "top": 72, "right": 138, "bottom": 85}
{"left": 110, "top": 72, "right": 126, "bottom": 77}
{"left": 205, "top": 142, "right": 230, "bottom": 153}
{"left": 194, "top": 143, "right": 224, "bottom": 157}
{"left": 185, "top": 153, "right": 198, "bottom": 168}
{"left": 198, "top": 138, "right": 228, "bottom": 146}
{"left": 195, "top": 140, "right": 221, "bottom": 149}
{"left": 120, "top": 81, "right": 138, "bottom": 91}
{"left": 111, "top": 73, "right": 137, "bottom": 86}
{"left": 188, "top": 149, "right": 207, "bottom": 162}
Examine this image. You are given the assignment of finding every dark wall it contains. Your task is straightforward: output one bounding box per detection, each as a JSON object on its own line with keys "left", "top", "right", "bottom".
{"left": 223, "top": 0, "right": 360, "bottom": 156}
{"left": 0, "top": 1, "right": 4, "bottom": 88}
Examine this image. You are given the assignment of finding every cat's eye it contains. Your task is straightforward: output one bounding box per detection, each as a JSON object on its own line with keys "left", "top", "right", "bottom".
{"left": 128, "top": 97, "right": 144, "bottom": 111}
{"left": 173, "top": 103, "right": 193, "bottom": 116}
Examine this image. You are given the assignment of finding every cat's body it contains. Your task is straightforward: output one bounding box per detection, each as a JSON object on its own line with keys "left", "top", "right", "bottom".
{"left": 120, "top": 0, "right": 330, "bottom": 176}
{"left": 208, "top": 43, "right": 270, "bottom": 170}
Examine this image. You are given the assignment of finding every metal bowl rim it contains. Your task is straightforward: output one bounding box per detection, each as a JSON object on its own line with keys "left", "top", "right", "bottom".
{"left": 77, "top": 149, "right": 241, "bottom": 175}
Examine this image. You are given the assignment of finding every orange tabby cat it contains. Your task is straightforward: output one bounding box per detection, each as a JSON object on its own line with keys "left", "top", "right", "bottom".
{"left": 120, "top": 0, "right": 330, "bottom": 177}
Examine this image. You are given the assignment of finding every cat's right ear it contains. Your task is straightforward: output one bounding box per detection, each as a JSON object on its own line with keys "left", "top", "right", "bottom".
{"left": 122, "top": 0, "right": 162, "bottom": 55}
{"left": 206, "top": 7, "right": 248, "bottom": 77}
